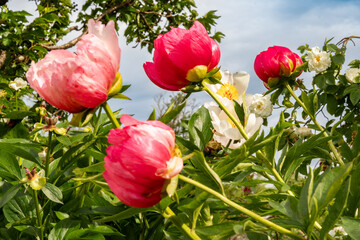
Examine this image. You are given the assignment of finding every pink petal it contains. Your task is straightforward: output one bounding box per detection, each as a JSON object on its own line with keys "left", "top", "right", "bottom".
{"left": 87, "top": 19, "right": 121, "bottom": 72}
{"left": 143, "top": 62, "right": 188, "bottom": 91}
{"left": 103, "top": 170, "right": 163, "bottom": 208}
{"left": 208, "top": 38, "right": 221, "bottom": 70}
{"left": 164, "top": 21, "right": 213, "bottom": 72}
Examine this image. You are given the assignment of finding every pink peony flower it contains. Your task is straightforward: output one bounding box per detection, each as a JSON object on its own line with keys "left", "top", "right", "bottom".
{"left": 143, "top": 21, "right": 221, "bottom": 91}
{"left": 26, "top": 19, "right": 121, "bottom": 113}
{"left": 103, "top": 115, "right": 183, "bottom": 208}
{"left": 254, "top": 46, "right": 303, "bottom": 88}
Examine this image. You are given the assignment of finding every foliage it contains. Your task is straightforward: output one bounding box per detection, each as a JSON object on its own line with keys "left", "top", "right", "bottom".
{"left": 0, "top": 1, "right": 360, "bottom": 240}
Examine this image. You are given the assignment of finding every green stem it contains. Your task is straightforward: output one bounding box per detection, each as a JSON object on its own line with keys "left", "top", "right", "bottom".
{"left": 103, "top": 102, "right": 121, "bottom": 129}
{"left": 15, "top": 91, "right": 18, "bottom": 110}
{"left": 163, "top": 206, "right": 201, "bottom": 240}
{"left": 179, "top": 175, "right": 303, "bottom": 239}
{"left": 284, "top": 82, "right": 344, "bottom": 166}
{"left": 93, "top": 106, "right": 103, "bottom": 135}
{"left": 203, "top": 81, "right": 295, "bottom": 197}
{"left": 44, "top": 131, "right": 52, "bottom": 178}
{"left": 202, "top": 82, "right": 249, "bottom": 140}
{"left": 33, "top": 190, "right": 43, "bottom": 240}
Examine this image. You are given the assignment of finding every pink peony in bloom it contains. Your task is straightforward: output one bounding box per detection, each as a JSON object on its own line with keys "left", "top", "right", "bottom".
{"left": 143, "top": 21, "right": 221, "bottom": 91}
{"left": 254, "top": 46, "right": 303, "bottom": 88}
{"left": 103, "top": 115, "right": 183, "bottom": 208}
{"left": 26, "top": 19, "right": 121, "bottom": 113}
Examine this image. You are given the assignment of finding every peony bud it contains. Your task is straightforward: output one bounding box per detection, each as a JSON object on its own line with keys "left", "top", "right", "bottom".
{"left": 103, "top": 115, "right": 183, "bottom": 208}
{"left": 254, "top": 46, "right": 303, "bottom": 88}
{"left": 143, "top": 21, "right": 220, "bottom": 91}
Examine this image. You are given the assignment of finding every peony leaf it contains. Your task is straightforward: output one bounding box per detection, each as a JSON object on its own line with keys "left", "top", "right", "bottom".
{"left": 42, "top": 183, "right": 63, "bottom": 204}
{"left": 341, "top": 217, "right": 360, "bottom": 240}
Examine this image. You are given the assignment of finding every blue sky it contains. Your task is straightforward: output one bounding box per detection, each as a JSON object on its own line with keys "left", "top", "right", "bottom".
{"left": 117, "top": 0, "right": 360, "bottom": 120}
{"left": 7, "top": 0, "right": 360, "bottom": 120}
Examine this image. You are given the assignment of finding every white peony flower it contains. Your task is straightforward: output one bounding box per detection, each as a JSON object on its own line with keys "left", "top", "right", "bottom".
{"left": 305, "top": 46, "right": 331, "bottom": 73}
{"left": 329, "top": 226, "right": 347, "bottom": 238}
{"left": 206, "top": 70, "right": 249, "bottom": 104}
{"left": 9, "top": 77, "right": 28, "bottom": 91}
{"left": 248, "top": 94, "right": 273, "bottom": 118}
{"left": 345, "top": 68, "right": 360, "bottom": 83}
{"left": 205, "top": 70, "right": 263, "bottom": 149}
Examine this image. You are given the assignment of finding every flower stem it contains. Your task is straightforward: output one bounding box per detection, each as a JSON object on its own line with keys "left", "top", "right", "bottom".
{"left": 178, "top": 175, "right": 303, "bottom": 239}
{"left": 15, "top": 91, "right": 18, "bottom": 110}
{"left": 163, "top": 206, "right": 201, "bottom": 240}
{"left": 284, "top": 82, "right": 344, "bottom": 166}
{"left": 44, "top": 131, "right": 52, "bottom": 178}
{"left": 103, "top": 102, "right": 121, "bottom": 129}
{"left": 202, "top": 81, "right": 295, "bottom": 196}
{"left": 202, "top": 82, "right": 249, "bottom": 140}
{"left": 33, "top": 189, "right": 43, "bottom": 240}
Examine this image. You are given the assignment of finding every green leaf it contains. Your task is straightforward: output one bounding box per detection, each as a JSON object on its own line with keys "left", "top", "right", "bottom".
{"left": 195, "top": 222, "right": 238, "bottom": 240}
{"left": 110, "top": 93, "right": 131, "bottom": 100}
{"left": 311, "top": 163, "right": 352, "bottom": 212}
{"left": 301, "top": 91, "right": 314, "bottom": 116}
{"left": 66, "top": 226, "right": 124, "bottom": 240}
{"left": 0, "top": 139, "right": 42, "bottom": 166}
{"left": 147, "top": 107, "right": 156, "bottom": 120}
{"left": 73, "top": 162, "right": 105, "bottom": 175}
{"left": 3, "top": 195, "right": 37, "bottom": 223}
{"left": 314, "top": 74, "right": 327, "bottom": 90}
{"left": 41, "top": 183, "right": 63, "bottom": 204}
{"left": 0, "top": 150, "right": 22, "bottom": 180}
{"left": 326, "top": 94, "right": 338, "bottom": 115}
{"left": 332, "top": 54, "right": 345, "bottom": 65}
{"left": 56, "top": 135, "right": 72, "bottom": 146}
{"left": 269, "top": 197, "right": 300, "bottom": 223}
{"left": 345, "top": 162, "right": 360, "bottom": 216}
{"left": 160, "top": 100, "right": 186, "bottom": 124}
{"left": 320, "top": 179, "right": 350, "bottom": 239}
{"left": 190, "top": 151, "right": 225, "bottom": 195}
{"left": 0, "top": 184, "right": 21, "bottom": 209}
{"left": 341, "top": 217, "right": 360, "bottom": 240}
{"left": 350, "top": 90, "right": 360, "bottom": 105}
{"left": 281, "top": 133, "right": 332, "bottom": 176}
{"left": 188, "top": 106, "right": 213, "bottom": 151}
{"left": 48, "top": 219, "right": 81, "bottom": 240}
{"left": 233, "top": 101, "right": 245, "bottom": 126}
{"left": 178, "top": 191, "right": 209, "bottom": 212}
{"left": 94, "top": 207, "right": 151, "bottom": 223}
{"left": 298, "top": 168, "right": 314, "bottom": 225}
{"left": 327, "top": 43, "right": 338, "bottom": 52}
{"left": 4, "top": 111, "right": 37, "bottom": 119}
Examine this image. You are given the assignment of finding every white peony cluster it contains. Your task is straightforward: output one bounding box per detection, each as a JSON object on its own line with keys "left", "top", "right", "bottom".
{"left": 9, "top": 77, "right": 28, "bottom": 91}
{"left": 329, "top": 226, "right": 347, "bottom": 239}
{"left": 204, "top": 70, "right": 273, "bottom": 149}
{"left": 345, "top": 68, "right": 360, "bottom": 83}
{"left": 248, "top": 94, "right": 273, "bottom": 118}
{"left": 305, "top": 46, "right": 331, "bottom": 73}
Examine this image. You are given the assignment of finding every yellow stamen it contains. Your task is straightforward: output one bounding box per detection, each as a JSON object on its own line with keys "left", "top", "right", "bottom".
{"left": 216, "top": 83, "right": 239, "bottom": 101}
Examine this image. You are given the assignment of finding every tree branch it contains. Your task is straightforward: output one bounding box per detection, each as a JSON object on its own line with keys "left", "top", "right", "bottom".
{"left": 41, "top": 0, "right": 133, "bottom": 50}
{"left": 337, "top": 35, "right": 360, "bottom": 49}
